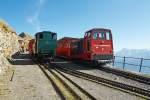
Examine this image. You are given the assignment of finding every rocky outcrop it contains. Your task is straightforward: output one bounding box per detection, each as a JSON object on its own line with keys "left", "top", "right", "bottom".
{"left": 0, "top": 19, "right": 19, "bottom": 75}
{"left": 19, "top": 32, "right": 32, "bottom": 40}
{"left": 19, "top": 32, "right": 33, "bottom": 51}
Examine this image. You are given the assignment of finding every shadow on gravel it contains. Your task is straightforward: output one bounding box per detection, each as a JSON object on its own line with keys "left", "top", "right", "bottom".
{"left": 54, "top": 57, "right": 102, "bottom": 70}
{"left": 69, "top": 60, "right": 99, "bottom": 70}
{"left": 9, "top": 53, "right": 35, "bottom": 65}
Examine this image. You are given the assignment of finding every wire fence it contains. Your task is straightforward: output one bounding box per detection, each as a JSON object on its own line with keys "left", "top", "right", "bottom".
{"left": 113, "top": 56, "right": 150, "bottom": 73}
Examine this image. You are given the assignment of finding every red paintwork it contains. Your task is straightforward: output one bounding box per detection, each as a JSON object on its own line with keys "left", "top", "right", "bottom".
{"left": 28, "top": 39, "right": 35, "bottom": 55}
{"left": 56, "top": 37, "right": 79, "bottom": 59}
{"left": 56, "top": 28, "right": 114, "bottom": 62}
{"left": 82, "top": 28, "right": 113, "bottom": 61}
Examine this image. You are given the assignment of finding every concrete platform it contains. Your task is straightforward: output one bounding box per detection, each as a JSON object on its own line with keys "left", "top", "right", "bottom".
{"left": 0, "top": 53, "right": 60, "bottom": 100}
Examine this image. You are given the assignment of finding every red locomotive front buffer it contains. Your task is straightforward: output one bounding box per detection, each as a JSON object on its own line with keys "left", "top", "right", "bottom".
{"left": 56, "top": 28, "right": 114, "bottom": 63}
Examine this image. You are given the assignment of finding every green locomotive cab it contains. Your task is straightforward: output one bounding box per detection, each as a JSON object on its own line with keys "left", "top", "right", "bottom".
{"left": 35, "top": 31, "right": 57, "bottom": 58}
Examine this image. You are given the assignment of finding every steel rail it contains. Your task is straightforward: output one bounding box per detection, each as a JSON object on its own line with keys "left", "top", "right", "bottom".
{"left": 47, "top": 67, "right": 82, "bottom": 100}
{"left": 37, "top": 63, "right": 65, "bottom": 99}
{"left": 98, "top": 66, "right": 150, "bottom": 85}
{"left": 37, "top": 63, "right": 82, "bottom": 100}
{"left": 52, "top": 63, "right": 150, "bottom": 99}
{"left": 71, "top": 60, "right": 150, "bottom": 85}
{"left": 52, "top": 67, "right": 97, "bottom": 100}
{"left": 42, "top": 63, "right": 97, "bottom": 100}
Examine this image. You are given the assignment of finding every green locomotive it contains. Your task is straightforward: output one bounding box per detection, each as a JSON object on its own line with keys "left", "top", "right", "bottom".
{"left": 29, "top": 31, "right": 57, "bottom": 59}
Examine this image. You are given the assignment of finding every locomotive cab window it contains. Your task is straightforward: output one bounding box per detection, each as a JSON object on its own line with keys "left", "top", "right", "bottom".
{"left": 84, "top": 33, "right": 87, "bottom": 38}
{"left": 85, "top": 32, "right": 91, "bottom": 38}
{"left": 93, "top": 32, "right": 99, "bottom": 39}
{"left": 106, "top": 32, "right": 111, "bottom": 40}
{"left": 88, "top": 32, "right": 90, "bottom": 37}
{"left": 52, "top": 34, "right": 57, "bottom": 39}
{"left": 39, "top": 34, "right": 43, "bottom": 39}
{"left": 99, "top": 32, "right": 105, "bottom": 40}
{"left": 93, "top": 32, "right": 105, "bottom": 40}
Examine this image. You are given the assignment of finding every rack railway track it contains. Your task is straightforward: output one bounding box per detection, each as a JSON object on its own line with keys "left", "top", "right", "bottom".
{"left": 71, "top": 60, "right": 150, "bottom": 85}
{"left": 35, "top": 60, "right": 96, "bottom": 100}
{"left": 98, "top": 65, "right": 150, "bottom": 85}
{"left": 51, "top": 62, "right": 150, "bottom": 99}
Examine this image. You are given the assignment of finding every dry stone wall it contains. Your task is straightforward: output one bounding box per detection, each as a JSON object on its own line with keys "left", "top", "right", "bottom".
{"left": 0, "top": 20, "right": 19, "bottom": 75}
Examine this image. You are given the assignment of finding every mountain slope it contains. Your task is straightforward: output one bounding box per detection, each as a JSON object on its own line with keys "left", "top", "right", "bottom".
{"left": 116, "top": 48, "right": 150, "bottom": 59}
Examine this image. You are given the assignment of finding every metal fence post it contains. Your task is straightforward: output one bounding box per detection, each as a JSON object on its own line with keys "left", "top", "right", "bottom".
{"left": 123, "top": 56, "right": 125, "bottom": 70}
{"left": 139, "top": 58, "right": 143, "bottom": 72}
{"left": 113, "top": 56, "right": 115, "bottom": 66}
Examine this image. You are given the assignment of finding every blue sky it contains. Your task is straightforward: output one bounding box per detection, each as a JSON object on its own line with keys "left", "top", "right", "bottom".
{"left": 0, "top": 0, "right": 150, "bottom": 51}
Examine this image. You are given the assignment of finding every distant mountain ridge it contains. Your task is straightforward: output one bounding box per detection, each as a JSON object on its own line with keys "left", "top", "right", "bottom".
{"left": 116, "top": 48, "right": 150, "bottom": 59}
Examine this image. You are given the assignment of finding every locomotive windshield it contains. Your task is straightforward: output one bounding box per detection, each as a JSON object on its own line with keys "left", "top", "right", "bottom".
{"left": 99, "top": 32, "right": 105, "bottom": 40}
{"left": 93, "top": 32, "right": 99, "bottom": 39}
{"left": 93, "top": 32, "right": 105, "bottom": 40}
{"left": 93, "top": 31, "right": 111, "bottom": 40}
{"left": 106, "top": 32, "right": 111, "bottom": 40}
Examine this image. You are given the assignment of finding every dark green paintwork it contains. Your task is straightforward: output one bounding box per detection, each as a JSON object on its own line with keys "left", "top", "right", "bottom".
{"left": 35, "top": 31, "right": 57, "bottom": 57}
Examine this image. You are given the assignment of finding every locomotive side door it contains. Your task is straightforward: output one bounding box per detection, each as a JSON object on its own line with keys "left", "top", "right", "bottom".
{"left": 83, "top": 31, "right": 91, "bottom": 60}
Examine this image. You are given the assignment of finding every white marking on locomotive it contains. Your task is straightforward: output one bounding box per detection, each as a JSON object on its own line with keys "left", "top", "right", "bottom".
{"left": 95, "top": 45, "right": 110, "bottom": 47}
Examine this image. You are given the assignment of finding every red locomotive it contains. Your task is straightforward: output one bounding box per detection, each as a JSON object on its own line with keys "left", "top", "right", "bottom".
{"left": 56, "top": 37, "right": 80, "bottom": 59}
{"left": 56, "top": 28, "right": 114, "bottom": 63}
{"left": 28, "top": 39, "right": 35, "bottom": 55}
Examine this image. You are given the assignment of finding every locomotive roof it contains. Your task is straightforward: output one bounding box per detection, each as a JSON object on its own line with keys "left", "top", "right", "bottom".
{"left": 35, "top": 31, "right": 56, "bottom": 36}
{"left": 58, "top": 37, "right": 79, "bottom": 42}
{"left": 86, "top": 28, "right": 111, "bottom": 33}
{"left": 62, "top": 37, "right": 78, "bottom": 39}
